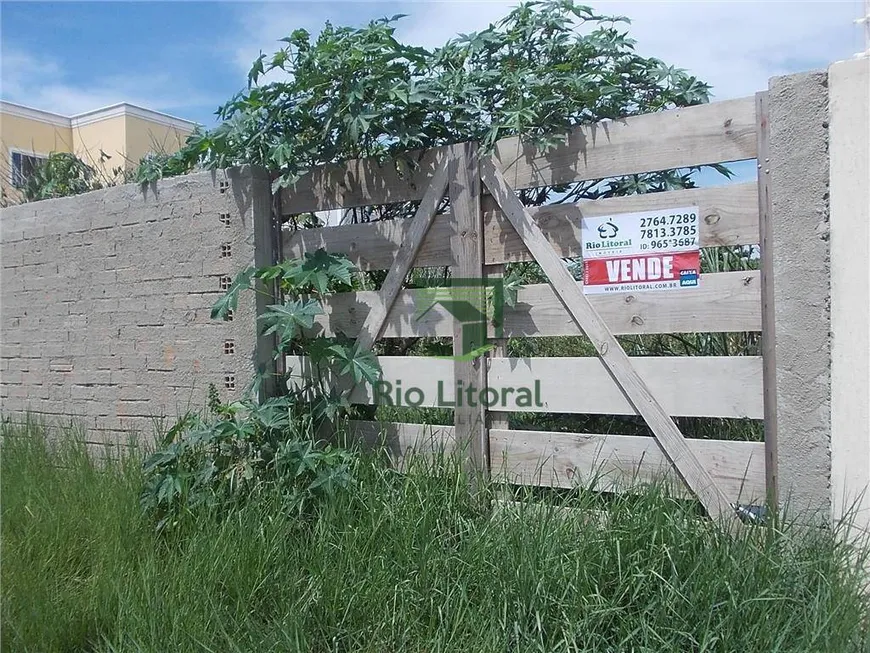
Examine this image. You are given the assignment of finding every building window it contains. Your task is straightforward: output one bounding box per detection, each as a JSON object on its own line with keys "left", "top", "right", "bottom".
{"left": 10, "top": 151, "right": 47, "bottom": 188}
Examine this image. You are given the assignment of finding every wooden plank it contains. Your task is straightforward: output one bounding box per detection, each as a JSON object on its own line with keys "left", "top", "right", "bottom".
{"left": 313, "top": 269, "right": 761, "bottom": 339}
{"left": 280, "top": 98, "right": 756, "bottom": 215}
{"left": 284, "top": 214, "right": 456, "bottom": 271}
{"left": 286, "top": 355, "right": 763, "bottom": 419}
{"left": 480, "top": 156, "right": 738, "bottom": 523}
{"left": 485, "top": 263, "right": 513, "bottom": 498}
{"left": 483, "top": 194, "right": 510, "bottom": 499}
{"left": 348, "top": 419, "right": 455, "bottom": 470}
{"left": 485, "top": 260, "right": 510, "bottom": 430}
{"left": 448, "top": 142, "right": 488, "bottom": 476}
{"left": 344, "top": 421, "right": 766, "bottom": 503}
{"left": 485, "top": 182, "right": 759, "bottom": 264}
{"left": 283, "top": 182, "right": 760, "bottom": 270}
{"left": 495, "top": 97, "right": 757, "bottom": 192}
{"left": 286, "top": 355, "right": 450, "bottom": 404}
{"left": 504, "top": 271, "right": 760, "bottom": 337}
{"left": 281, "top": 146, "right": 448, "bottom": 215}
{"left": 355, "top": 159, "right": 449, "bottom": 352}
{"left": 487, "top": 357, "right": 762, "bottom": 418}
{"left": 490, "top": 429, "right": 766, "bottom": 502}
{"left": 756, "top": 91, "right": 778, "bottom": 505}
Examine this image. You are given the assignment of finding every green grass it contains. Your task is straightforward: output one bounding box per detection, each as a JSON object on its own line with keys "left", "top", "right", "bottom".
{"left": 2, "top": 418, "right": 869, "bottom": 652}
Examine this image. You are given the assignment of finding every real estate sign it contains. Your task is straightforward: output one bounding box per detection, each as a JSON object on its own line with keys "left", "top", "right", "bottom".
{"left": 580, "top": 206, "right": 701, "bottom": 294}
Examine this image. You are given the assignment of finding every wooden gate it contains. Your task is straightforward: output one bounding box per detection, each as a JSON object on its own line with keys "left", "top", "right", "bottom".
{"left": 279, "top": 93, "right": 772, "bottom": 525}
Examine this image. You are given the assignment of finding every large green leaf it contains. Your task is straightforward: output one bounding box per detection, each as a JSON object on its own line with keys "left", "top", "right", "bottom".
{"left": 282, "top": 249, "right": 357, "bottom": 294}
{"left": 211, "top": 267, "right": 255, "bottom": 320}
{"left": 328, "top": 342, "right": 381, "bottom": 385}
{"left": 259, "top": 298, "right": 322, "bottom": 347}
{"left": 502, "top": 270, "right": 524, "bottom": 308}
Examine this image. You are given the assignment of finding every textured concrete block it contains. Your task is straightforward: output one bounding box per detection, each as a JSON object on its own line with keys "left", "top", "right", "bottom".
{"left": 0, "top": 167, "right": 265, "bottom": 436}
{"left": 769, "top": 70, "right": 831, "bottom": 518}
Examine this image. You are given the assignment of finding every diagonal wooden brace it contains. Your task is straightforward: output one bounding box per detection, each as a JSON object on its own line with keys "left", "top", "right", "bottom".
{"left": 355, "top": 159, "right": 450, "bottom": 352}
{"left": 480, "top": 156, "right": 739, "bottom": 526}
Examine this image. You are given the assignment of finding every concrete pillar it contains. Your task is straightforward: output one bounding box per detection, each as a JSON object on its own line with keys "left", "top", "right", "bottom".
{"left": 829, "top": 58, "right": 870, "bottom": 531}
{"left": 768, "top": 70, "right": 831, "bottom": 519}
{"left": 226, "top": 164, "right": 282, "bottom": 400}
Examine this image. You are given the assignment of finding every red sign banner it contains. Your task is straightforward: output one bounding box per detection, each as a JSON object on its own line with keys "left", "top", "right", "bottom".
{"left": 583, "top": 251, "right": 700, "bottom": 294}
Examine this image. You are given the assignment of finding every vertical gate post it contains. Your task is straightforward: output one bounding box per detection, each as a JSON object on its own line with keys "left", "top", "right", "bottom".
{"left": 449, "top": 142, "right": 489, "bottom": 479}
{"left": 755, "top": 92, "right": 778, "bottom": 508}
{"left": 250, "top": 165, "right": 283, "bottom": 400}
{"left": 767, "top": 71, "right": 831, "bottom": 520}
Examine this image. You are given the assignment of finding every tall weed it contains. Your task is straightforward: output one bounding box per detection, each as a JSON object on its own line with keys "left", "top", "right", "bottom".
{"left": 2, "top": 419, "right": 868, "bottom": 652}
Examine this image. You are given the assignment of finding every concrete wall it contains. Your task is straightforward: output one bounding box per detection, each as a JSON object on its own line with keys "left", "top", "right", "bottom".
{"left": 0, "top": 166, "right": 269, "bottom": 445}
{"left": 829, "top": 57, "right": 870, "bottom": 531}
{"left": 768, "top": 70, "right": 832, "bottom": 518}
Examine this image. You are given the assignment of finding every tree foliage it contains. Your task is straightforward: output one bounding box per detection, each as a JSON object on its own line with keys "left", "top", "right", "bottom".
{"left": 210, "top": 248, "right": 380, "bottom": 417}
{"left": 140, "top": 395, "right": 357, "bottom": 531}
{"left": 20, "top": 152, "right": 100, "bottom": 202}
{"left": 144, "top": 0, "right": 717, "bottom": 205}
{"left": 142, "top": 249, "right": 379, "bottom": 529}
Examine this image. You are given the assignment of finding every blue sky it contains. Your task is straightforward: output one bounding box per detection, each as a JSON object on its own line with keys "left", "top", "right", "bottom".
{"left": 1, "top": 0, "right": 865, "bottom": 130}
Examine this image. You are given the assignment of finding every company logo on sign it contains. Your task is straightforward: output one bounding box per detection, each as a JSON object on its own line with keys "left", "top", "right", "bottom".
{"left": 597, "top": 221, "right": 619, "bottom": 239}
{"left": 679, "top": 269, "right": 699, "bottom": 286}
{"left": 584, "top": 238, "right": 633, "bottom": 250}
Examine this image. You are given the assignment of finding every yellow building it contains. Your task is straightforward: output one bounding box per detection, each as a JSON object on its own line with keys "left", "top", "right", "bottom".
{"left": 0, "top": 101, "right": 197, "bottom": 203}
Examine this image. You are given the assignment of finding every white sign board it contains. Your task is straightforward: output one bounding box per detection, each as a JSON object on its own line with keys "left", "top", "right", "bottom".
{"left": 580, "top": 206, "right": 701, "bottom": 294}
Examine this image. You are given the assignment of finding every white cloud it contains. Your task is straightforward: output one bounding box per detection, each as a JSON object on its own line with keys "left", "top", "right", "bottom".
{"left": 10, "top": 1, "right": 855, "bottom": 121}
{"left": 230, "top": 0, "right": 864, "bottom": 100}
{"left": 0, "top": 48, "right": 214, "bottom": 117}
{"left": 394, "top": 1, "right": 513, "bottom": 49}
{"left": 228, "top": 3, "right": 343, "bottom": 76}
{"left": 589, "top": 0, "right": 861, "bottom": 100}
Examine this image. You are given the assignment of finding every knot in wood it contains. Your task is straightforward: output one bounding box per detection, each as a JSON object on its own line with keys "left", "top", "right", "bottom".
{"left": 704, "top": 213, "right": 720, "bottom": 225}
{"left": 631, "top": 315, "right": 644, "bottom": 326}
